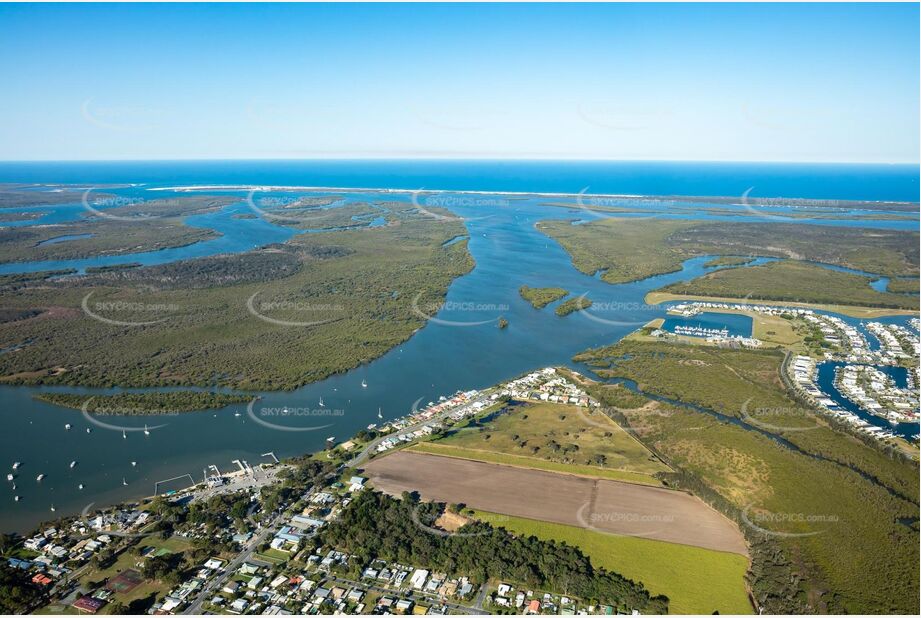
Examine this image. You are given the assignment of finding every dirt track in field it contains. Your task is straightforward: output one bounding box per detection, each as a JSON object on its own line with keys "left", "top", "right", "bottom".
{"left": 363, "top": 451, "right": 748, "bottom": 556}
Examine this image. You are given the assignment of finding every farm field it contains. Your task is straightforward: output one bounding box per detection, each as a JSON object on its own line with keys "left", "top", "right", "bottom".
{"left": 425, "top": 400, "right": 670, "bottom": 478}
{"left": 472, "top": 510, "right": 753, "bottom": 615}
{"left": 409, "top": 442, "right": 664, "bottom": 486}
{"left": 577, "top": 349, "right": 920, "bottom": 614}
{"left": 362, "top": 450, "right": 748, "bottom": 555}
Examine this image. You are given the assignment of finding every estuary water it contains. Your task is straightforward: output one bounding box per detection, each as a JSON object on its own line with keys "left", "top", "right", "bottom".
{"left": 0, "top": 160, "right": 918, "bottom": 532}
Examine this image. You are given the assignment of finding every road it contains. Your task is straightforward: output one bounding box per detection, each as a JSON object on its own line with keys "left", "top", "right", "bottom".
{"left": 183, "top": 515, "right": 279, "bottom": 614}
{"left": 182, "top": 489, "right": 317, "bottom": 614}
{"left": 182, "top": 474, "right": 333, "bottom": 615}
{"left": 323, "top": 573, "right": 483, "bottom": 615}
{"left": 347, "top": 391, "right": 494, "bottom": 468}
{"left": 184, "top": 392, "right": 495, "bottom": 614}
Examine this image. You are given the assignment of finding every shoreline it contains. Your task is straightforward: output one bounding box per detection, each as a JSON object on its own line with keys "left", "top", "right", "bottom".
{"left": 146, "top": 184, "right": 920, "bottom": 209}
{"left": 645, "top": 291, "right": 920, "bottom": 319}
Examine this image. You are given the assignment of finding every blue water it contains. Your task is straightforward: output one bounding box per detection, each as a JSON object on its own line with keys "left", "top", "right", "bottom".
{"left": 815, "top": 362, "right": 916, "bottom": 438}
{"left": 35, "top": 233, "right": 94, "bottom": 246}
{"left": 661, "top": 312, "right": 754, "bottom": 338}
{"left": 0, "top": 160, "right": 918, "bottom": 201}
{"left": 0, "top": 161, "right": 918, "bottom": 532}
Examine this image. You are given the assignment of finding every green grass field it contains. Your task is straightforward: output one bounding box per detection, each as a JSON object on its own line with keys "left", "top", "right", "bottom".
{"left": 576, "top": 340, "right": 920, "bottom": 613}
{"left": 425, "top": 400, "right": 670, "bottom": 480}
{"left": 73, "top": 535, "right": 193, "bottom": 614}
{"left": 408, "top": 442, "right": 664, "bottom": 486}
{"left": 472, "top": 510, "right": 753, "bottom": 615}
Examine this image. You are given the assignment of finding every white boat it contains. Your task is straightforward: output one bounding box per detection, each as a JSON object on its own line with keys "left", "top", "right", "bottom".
{"left": 14, "top": 496, "right": 20, "bottom": 502}
{"left": 122, "top": 478, "right": 128, "bottom": 486}
{"left": 78, "top": 484, "right": 84, "bottom": 490}
{"left": 326, "top": 436, "right": 335, "bottom": 443}
{"left": 319, "top": 397, "right": 325, "bottom": 407}
{"left": 36, "top": 474, "right": 45, "bottom": 482}
{"left": 234, "top": 412, "right": 241, "bottom": 417}
{"left": 367, "top": 423, "right": 377, "bottom": 430}
{"left": 361, "top": 379, "right": 367, "bottom": 388}
{"left": 69, "top": 461, "right": 77, "bottom": 469}
{"left": 5, "top": 474, "right": 12, "bottom": 482}
{"left": 65, "top": 423, "right": 71, "bottom": 430}
{"left": 12, "top": 462, "right": 20, "bottom": 470}
{"left": 50, "top": 505, "right": 55, "bottom": 512}
{"left": 143, "top": 425, "right": 150, "bottom": 436}
{"left": 122, "top": 430, "right": 127, "bottom": 439}
{"left": 131, "top": 461, "right": 137, "bottom": 467}
{"left": 377, "top": 407, "right": 383, "bottom": 420}
{"left": 86, "top": 427, "right": 92, "bottom": 434}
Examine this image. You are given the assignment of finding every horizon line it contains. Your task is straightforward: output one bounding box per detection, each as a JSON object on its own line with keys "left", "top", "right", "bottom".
{"left": 0, "top": 157, "right": 919, "bottom": 166}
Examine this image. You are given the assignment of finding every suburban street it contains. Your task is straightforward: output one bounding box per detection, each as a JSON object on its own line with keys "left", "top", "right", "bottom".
{"left": 347, "top": 391, "right": 495, "bottom": 468}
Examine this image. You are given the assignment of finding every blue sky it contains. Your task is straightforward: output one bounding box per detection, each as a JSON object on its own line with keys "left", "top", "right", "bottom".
{"left": 0, "top": 2, "right": 917, "bottom": 162}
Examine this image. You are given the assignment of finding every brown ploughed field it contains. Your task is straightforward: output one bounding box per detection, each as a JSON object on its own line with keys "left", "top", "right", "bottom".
{"left": 363, "top": 451, "right": 748, "bottom": 556}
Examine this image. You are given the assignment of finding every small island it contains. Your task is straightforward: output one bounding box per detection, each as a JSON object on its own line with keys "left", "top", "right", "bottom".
{"left": 519, "top": 285, "right": 569, "bottom": 309}
{"left": 555, "top": 296, "right": 593, "bottom": 316}
{"left": 703, "top": 256, "right": 755, "bottom": 268}
{"left": 35, "top": 391, "right": 252, "bottom": 415}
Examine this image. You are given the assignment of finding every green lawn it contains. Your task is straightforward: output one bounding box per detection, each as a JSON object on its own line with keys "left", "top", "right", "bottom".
{"left": 472, "top": 510, "right": 753, "bottom": 615}
{"left": 77, "top": 535, "right": 193, "bottom": 612}
{"left": 254, "top": 549, "right": 290, "bottom": 564}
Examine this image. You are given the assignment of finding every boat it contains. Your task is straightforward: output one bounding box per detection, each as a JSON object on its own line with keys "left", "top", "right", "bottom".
{"left": 64, "top": 423, "right": 71, "bottom": 430}
{"left": 361, "top": 379, "right": 367, "bottom": 388}
{"left": 50, "top": 505, "right": 55, "bottom": 512}
{"left": 5, "top": 474, "right": 12, "bottom": 482}
{"left": 122, "top": 430, "right": 127, "bottom": 439}
{"left": 131, "top": 461, "right": 137, "bottom": 467}
{"left": 326, "top": 436, "right": 335, "bottom": 443}
{"left": 86, "top": 427, "right": 92, "bottom": 434}
{"left": 78, "top": 483, "right": 84, "bottom": 490}
{"left": 14, "top": 496, "right": 20, "bottom": 502}
{"left": 319, "top": 397, "right": 325, "bottom": 407}
{"left": 122, "top": 478, "right": 128, "bottom": 486}
{"left": 367, "top": 423, "right": 377, "bottom": 430}
{"left": 12, "top": 462, "right": 20, "bottom": 470}
{"left": 377, "top": 407, "right": 383, "bottom": 420}
{"left": 143, "top": 425, "right": 150, "bottom": 436}
{"left": 234, "top": 412, "right": 242, "bottom": 417}
{"left": 69, "top": 461, "right": 77, "bottom": 469}
{"left": 36, "top": 474, "right": 45, "bottom": 482}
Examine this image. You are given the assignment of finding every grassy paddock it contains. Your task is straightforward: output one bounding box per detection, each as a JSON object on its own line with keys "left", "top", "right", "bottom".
{"left": 472, "top": 510, "right": 753, "bottom": 615}
{"left": 408, "top": 442, "right": 664, "bottom": 486}
{"left": 425, "top": 400, "right": 670, "bottom": 479}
